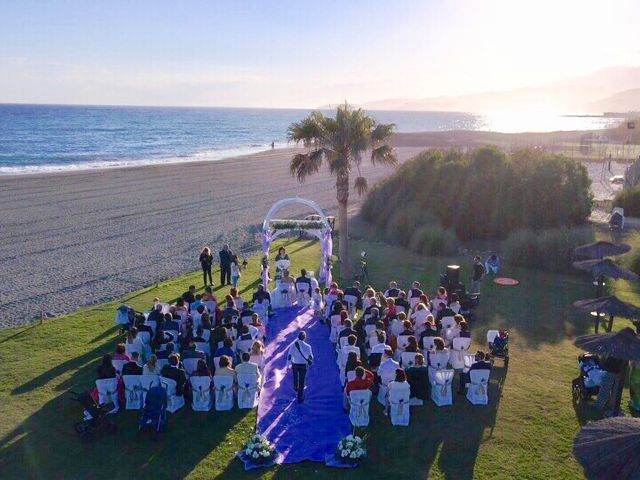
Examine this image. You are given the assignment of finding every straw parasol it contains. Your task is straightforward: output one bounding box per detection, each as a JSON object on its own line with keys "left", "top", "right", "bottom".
{"left": 574, "top": 241, "right": 631, "bottom": 259}
{"left": 573, "top": 417, "right": 640, "bottom": 479}
{"left": 573, "top": 258, "right": 639, "bottom": 282}
{"left": 575, "top": 327, "right": 640, "bottom": 416}
{"left": 573, "top": 296, "right": 640, "bottom": 333}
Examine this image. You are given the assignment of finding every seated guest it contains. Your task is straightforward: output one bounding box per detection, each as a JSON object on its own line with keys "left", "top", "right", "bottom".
{"left": 384, "top": 281, "right": 400, "bottom": 298}
{"left": 389, "top": 313, "right": 405, "bottom": 338}
{"left": 343, "top": 280, "right": 363, "bottom": 310}
{"left": 419, "top": 319, "right": 439, "bottom": 342}
{"left": 143, "top": 354, "right": 161, "bottom": 375}
{"left": 459, "top": 350, "right": 491, "bottom": 394}
{"left": 191, "top": 305, "right": 206, "bottom": 327}
{"left": 122, "top": 352, "right": 143, "bottom": 375}
{"left": 338, "top": 319, "right": 357, "bottom": 341}
{"left": 330, "top": 300, "right": 346, "bottom": 317}
{"left": 183, "top": 285, "right": 197, "bottom": 306}
{"left": 459, "top": 320, "right": 471, "bottom": 338}
{"left": 368, "top": 337, "right": 388, "bottom": 371}
{"left": 160, "top": 353, "right": 187, "bottom": 395}
{"left": 230, "top": 287, "right": 244, "bottom": 309}
{"left": 378, "top": 347, "right": 400, "bottom": 381}
{"left": 408, "top": 281, "right": 424, "bottom": 304}
{"left": 387, "top": 369, "right": 411, "bottom": 412}
{"left": 238, "top": 325, "right": 253, "bottom": 342}
{"left": 163, "top": 314, "right": 180, "bottom": 333}
{"left": 113, "top": 343, "right": 130, "bottom": 361}
{"left": 363, "top": 297, "right": 379, "bottom": 318}
{"left": 182, "top": 340, "right": 206, "bottom": 360}
{"left": 405, "top": 336, "right": 419, "bottom": 353}
{"left": 97, "top": 354, "right": 116, "bottom": 379}
{"left": 411, "top": 303, "right": 431, "bottom": 332}
{"left": 436, "top": 286, "right": 448, "bottom": 300}
{"left": 200, "top": 312, "right": 212, "bottom": 330}
{"left": 436, "top": 302, "right": 456, "bottom": 322}
{"left": 156, "top": 342, "right": 175, "bottom": 360}
{"left": 147, "top": 303, "right": 164, "bottom": 324}
{"left": 384, "top": 298, "right": 397, "bottom": 326}
{"left": 394, "top": 291, "right": 411, "bottom": 312}
{"left": 193, "top": 326, "right": 208, "bottom": 343}
{"left": 365, "top": 307, "right": 381, "bottom": 326}
{"left": 406, "top": 353, "right": 429, "bottom": 400}
{"left": 126, "top": 327, "right": 143, "bottom": 353}
{"left": 249, "top": 313, "right": 265, "bottom": 339}
{"left": 175, "top": 298, "right": 189, "bottom": 321}
{"left": 399, "top": 319, "right": 415, "bottom": 337}
{"left": 485, "top": 254, "right": 501, "bottom": 274}
{"left": 214, "top": 355, "right": 236, "bottom": 379}
{"left": 213, "top": 326, "right": 228, "bottom": 346}
{"left": 236, "top": 352, "right": 261, "bottom": 384}
{"left": 251, "top": 340, "right": 265, "bottom": 357}
{"left": 192, "top": 359, "right": 211, "bottom": 377}
{"left": 449, "top": 293, "right": 461, "bottom": 313}
{"left": 252, "top": 284, "right": 272, "bottom": 304}
{"left": 222, "top": 298, "right": 240, "bottom": 320}
{"left": 346, "top": 366, "right": 374, "bottom": 395}
{"left": 344, "top": 351, "right": 360, "bottom": 379}
{"left": 241, "top": 302, "right": 255, "bottom": 321}
{"left": 213, "top": 338, "right": 236, "bottom": 363}
{"left": 135, "top": 315, "right": 153, "bottom": 336}
{"left": 190, "top": 293, "right": 203, "bottom": 312}
{"left": 328, "top": 282, "right": 343, "bottom": 297}
{"left": 428, "top": 337, "right": 449, "bottom": 366}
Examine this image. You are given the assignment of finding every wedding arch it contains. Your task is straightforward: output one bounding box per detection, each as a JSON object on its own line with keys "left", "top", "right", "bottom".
{"left": 262, "top": 197, "right": 333, "bottom": 285}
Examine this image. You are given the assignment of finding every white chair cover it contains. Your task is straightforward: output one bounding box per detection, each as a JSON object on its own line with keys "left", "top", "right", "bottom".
{"left": 160, "top": 376, "right": 185, "bottom": 413}
{"left": 486, "top": 329, "right": 499, "bottom": 346}
{"left": 250, "top": 354, "right": 265, "bottom": 372}
{"left": 236, "top": 339, "right": 254, "bottom": 355}
{"left": 95, "top": 378, "right": 119, "bottom": 413}
{"left": 194, "top": 342, "right": 211, "bottom": 358}
{"left": 467, "top": 369, "right": 490, "bottom": 405}
{"left": 183, "top": 358, "right": 200, "bottom": 377}
{"left": 430, "top": 368, "right": 454, "bottom": 406}
{"left": 389, "top": 383, "right": 411, "bottom": 426}
{"left": 422, "top": 336, "right": 437, "bottom": 352}
{"left": 145, "top": 320, "right": 157, "bottom": 334}
{"left": 377, "top": 368, "right": 396, "bottom": 406}
{"left": 401, "top": 352, "right": 418, "bottom": 369}
{"left": 111, "top": 359, "right": 127, "bottom": 376}
{"left": 202, "top": 300, "right": 217, "bottom": 314}
{"left": 157, "top": 358, "right": 169, "bottom": 370}
{"left": 429, "top": 350, "right": 450, "bottom": 370}
{"left": 349, "top": 389, "right": 372, "bottom": 427}
{"left": 138, "top": 331, "right": 151, "bottom": 345}
{"left": 237, "top": 373, "right": 259, "bottom": 409}
{"left": 441, "top": 316, "right": 456, "bottom": 330}
{"left": 364, "top": 324, "right": 377, "bottom": 338}
{"left": 450, "top": 337, "right": 472, "bottom": 369}
{"left": 190, "top": 376, "right": 212, "bottom": 411}
{"left": 296, "top": 282, "right": 311, "bottom": 305}
{"left": 214, "top": 375, "right": 235, "bottom": 411}
{"left": 122, "top": 375, "right": 143, "bottom": 410}
{"left": 344, "top": 294, "right": 358, "bottom": 316}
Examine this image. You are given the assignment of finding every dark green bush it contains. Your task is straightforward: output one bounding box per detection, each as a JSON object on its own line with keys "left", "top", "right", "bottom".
{"left": 361, "top": 146, "right": 593, "bottom": 241}
{"left": 502, "top": 226, "right": 595, "bottom": 272}
{"left": 408, "top": 225, "right": 458, "bottom": 257}
{"left": 614, "top": 185, "right": 640, "bottom": 217}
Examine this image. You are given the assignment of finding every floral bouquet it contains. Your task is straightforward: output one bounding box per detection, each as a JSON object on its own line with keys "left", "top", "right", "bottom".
{"left": 243, "top": 434, "right": 276, "bottom": 465}
{"left": 335, "top": 434, "right": 367, "bottom": 464}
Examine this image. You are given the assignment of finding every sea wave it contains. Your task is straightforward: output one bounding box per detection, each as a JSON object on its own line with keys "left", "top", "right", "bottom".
{"left": 0, "top": 142, "right": 287, "bottom": 175}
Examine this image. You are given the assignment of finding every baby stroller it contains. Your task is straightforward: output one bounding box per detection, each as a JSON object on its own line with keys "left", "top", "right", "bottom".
{"left": 488, "top": 330, "right": 509, "bottom": 366}
{"left": 115, "top": 304, "right": 136, "bottom": 334}
{"left": 138, "top": 382, "right": 167, "bottom": 435}
{"left": 572, "top": 353, "right": 603, "bottom": 403}
{"left": 71, "top": 390, "right": 117, "bottom": 443}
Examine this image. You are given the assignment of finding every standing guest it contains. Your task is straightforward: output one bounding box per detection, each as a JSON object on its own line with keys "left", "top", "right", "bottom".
{"left": 219, "top": 244, "right": 234, "bottom": 286}
{"left": 287, "top": 331, "right": 313, "bottom": 403}
{"left": 97, "top": 354, "right": 117, "bottom": 379}
{"left": 161, "top": 353, "right": 187, "bottom": 396}
{"left": 199, "top": 247, "right": 214, "bottom": 287}
{"left": 275, "top": 247, "right": 290, "bottom": 281}
{"left": 143, "top": 355, "right": 161, "bottom": 375}
{"left": 230, "top": 255, "right": 242, "bottom": 288}
{"left": 471, "top": 255, "right": 486, "bottom": 294}
{"left": 182, "top": 285, "right": 196, "bottom": 306}
{"left": 122, "top": 352, "right": 143, "bottom": 375}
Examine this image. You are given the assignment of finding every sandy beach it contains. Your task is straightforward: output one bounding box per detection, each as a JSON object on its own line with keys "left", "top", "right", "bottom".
{"left": 0, "top": 146, "right": 425, "bottom": 328}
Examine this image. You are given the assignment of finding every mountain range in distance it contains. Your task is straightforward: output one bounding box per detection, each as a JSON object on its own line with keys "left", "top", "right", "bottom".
{"left": 320, "top": 66, "right": 640, "bottom": 115}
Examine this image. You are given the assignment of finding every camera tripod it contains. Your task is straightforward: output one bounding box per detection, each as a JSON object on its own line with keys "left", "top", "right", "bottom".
{"left": 354, "top": 260, "right": 371, "bottom": 285}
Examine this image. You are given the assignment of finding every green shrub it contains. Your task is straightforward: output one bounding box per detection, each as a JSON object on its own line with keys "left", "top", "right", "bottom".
{"left": 502, "top": 226, "right": 595, "bottom": 272}
{"left": 362, "top": 146, "right": 593, "bottom": 241}
{"left": 614, "top": 185, "right": 640, "bottom": 217}
{"left": 408, "top": 225, "right": 458, "bottom": 257}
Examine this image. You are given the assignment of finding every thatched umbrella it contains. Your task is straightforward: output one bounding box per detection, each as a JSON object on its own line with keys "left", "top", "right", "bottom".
{"left": 573, "top": 296, "right": 640, "bottom": 333}
{"left": 575, "top": 327, "right": 640, "bottom": 416}
{"left": 575, "top": 241, "right": 631, "bottom": 259}
{"left": 573, "top": 258, "right": 639, "bottom": 297}
{"left": 573, "top": 417, "right": 640, "bottom": 479}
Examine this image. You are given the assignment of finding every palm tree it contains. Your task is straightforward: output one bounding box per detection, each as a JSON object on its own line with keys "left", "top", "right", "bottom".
{"left": 288, "top": 103, "right": 396, "bottom": 278}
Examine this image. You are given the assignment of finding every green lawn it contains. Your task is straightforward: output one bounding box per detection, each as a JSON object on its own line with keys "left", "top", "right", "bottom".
{"left": 0, "top": 235, "right": 636, "bottom": 479}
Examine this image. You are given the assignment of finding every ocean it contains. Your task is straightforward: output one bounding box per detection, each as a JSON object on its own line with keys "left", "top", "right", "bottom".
{"left": 0, "top": 104, "right": 622, "bottom": 174}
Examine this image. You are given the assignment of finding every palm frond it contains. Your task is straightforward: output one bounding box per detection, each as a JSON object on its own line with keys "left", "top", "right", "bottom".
{"left": 371, "top": 122, "right": 395, "bottom": 143}
{"left": 354, "top": 176, "right": 368, "bottom": 196}
{"left": 289, "top": 151, "right": 323, "bottom": 182}
{"left": 371, "top": 144, "right": 398, "bottom": 167}
{"left": 287, "top": 112, "right": 325, "bottom": 148}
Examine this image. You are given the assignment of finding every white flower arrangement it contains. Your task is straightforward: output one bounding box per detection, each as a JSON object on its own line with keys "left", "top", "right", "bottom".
{"left": 244, "top": 434, "right": 276, "bottom": 465}
{"left": 336, "top": 434, "right": 367, "bottom": 464}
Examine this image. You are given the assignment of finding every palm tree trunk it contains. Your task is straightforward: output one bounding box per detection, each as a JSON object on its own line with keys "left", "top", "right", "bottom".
{"left": 336, "top": 174, "right": 351, "bottom": 279}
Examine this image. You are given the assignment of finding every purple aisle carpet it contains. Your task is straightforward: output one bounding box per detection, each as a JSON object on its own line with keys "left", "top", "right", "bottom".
{"left": 256, "top": 306, "right": 352, "bottom": 463}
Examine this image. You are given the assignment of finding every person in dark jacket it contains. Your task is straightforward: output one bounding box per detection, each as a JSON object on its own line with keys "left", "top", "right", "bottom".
{"left": 122, "top": 352, "right": 143, "bottom": 375}
{"left": 183, "top": 285, "right": 196, "bottom": 305}
{"left": 338, "top": 320, "right": 357, "bottom": 341}
{"left": 97, "top": 354, "right": 116, "bottom": 379}
{"left": 199, "top": 247, "right": 214, "bottom": 287}
{"left": 344, "top": 281, "right": 363, "bottom": 310}
{"left": 219, "top": 244, "right": 234, "bottom": 286}
{"left": 252, "top": 284, "right": 272, "bottom": 304}
{"left": 161, "top": 354, "right": 187, "bottom": 396}
{"left": 406, "top": 353, "right": 429, "bottom": 400}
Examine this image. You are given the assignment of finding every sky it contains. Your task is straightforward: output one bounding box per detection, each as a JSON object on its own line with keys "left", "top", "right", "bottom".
{"left": 0, "top": 0, "right": 639, "bottom": 108}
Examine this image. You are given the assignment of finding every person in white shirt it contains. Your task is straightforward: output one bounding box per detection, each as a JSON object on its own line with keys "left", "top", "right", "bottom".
{"left": 287, "top": 331, "right": 314, "bottom": 402}
{"left": 377, "top": 347, "right": 400, "bottom": 384}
